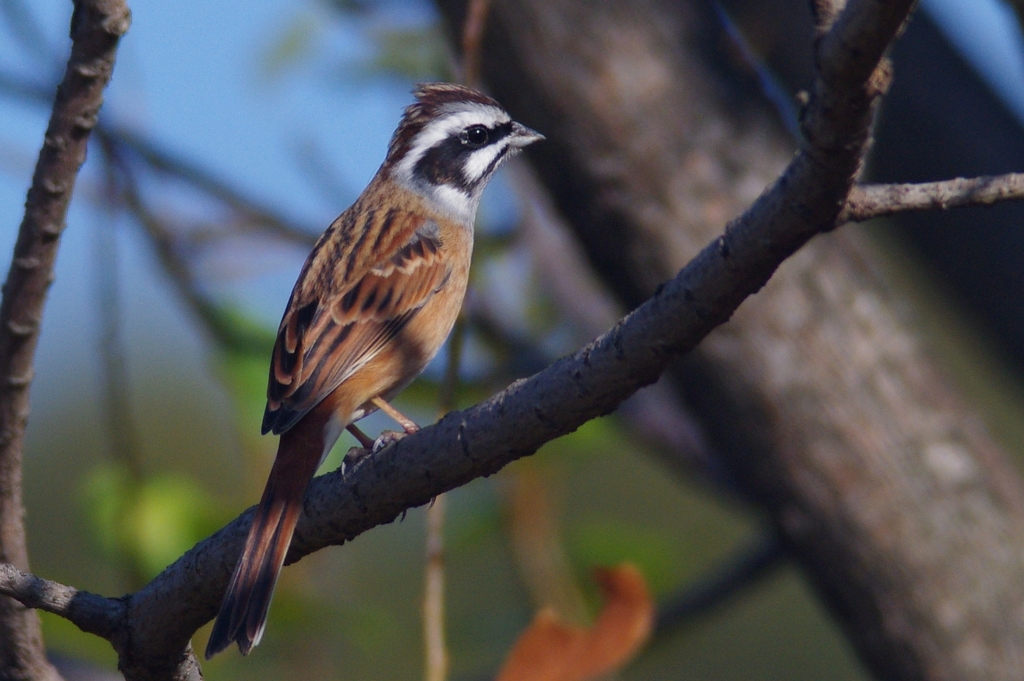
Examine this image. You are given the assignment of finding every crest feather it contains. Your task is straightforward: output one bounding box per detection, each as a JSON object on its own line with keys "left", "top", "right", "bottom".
{"left": 385, "top": 83, "right": 504, "bottom": 166}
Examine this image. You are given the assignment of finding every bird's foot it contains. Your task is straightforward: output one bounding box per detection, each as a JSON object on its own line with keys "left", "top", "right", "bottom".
{"left": 372, "top": 429, "right": 407, "bottom": 453}
{"left": 342, "top": 445, "right": 370, "bottom": 476}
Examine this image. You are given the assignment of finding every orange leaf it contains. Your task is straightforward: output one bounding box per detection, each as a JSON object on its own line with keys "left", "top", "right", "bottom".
{"left": 496, "top": 564, "right": 654, "bottom": 681}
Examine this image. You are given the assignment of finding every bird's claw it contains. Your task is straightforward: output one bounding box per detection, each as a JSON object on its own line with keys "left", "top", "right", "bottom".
{"left": 342, "top": 445, "right": 370, "bottom": 476}
{"left": 372, "top": 429, "right": 406, "bottom": 453}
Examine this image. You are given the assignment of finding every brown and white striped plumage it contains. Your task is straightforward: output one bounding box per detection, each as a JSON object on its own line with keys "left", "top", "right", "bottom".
{"left": 205, "top": 83, "right": 542, "bottom": 658}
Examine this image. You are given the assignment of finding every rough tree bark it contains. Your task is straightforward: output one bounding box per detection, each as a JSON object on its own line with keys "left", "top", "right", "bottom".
{"left": 433, "top": 0, "right": 1024, "bottom": 679}
{"left": 0, "top": 1, "right": 130, "bottom": 680}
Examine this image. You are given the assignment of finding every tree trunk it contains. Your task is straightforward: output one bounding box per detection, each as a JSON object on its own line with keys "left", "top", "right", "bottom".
{"left": 434, "top": 1, "right": 1024, "bottom": 679}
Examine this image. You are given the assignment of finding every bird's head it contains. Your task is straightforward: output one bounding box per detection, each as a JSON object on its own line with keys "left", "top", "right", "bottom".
{"left": 385, "top": 82, "right": 544, "bottom": 222}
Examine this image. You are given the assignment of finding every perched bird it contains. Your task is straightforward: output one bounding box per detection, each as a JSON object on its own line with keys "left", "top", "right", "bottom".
{"left": 205, "top": 83, "right": 543, "bottom": 658}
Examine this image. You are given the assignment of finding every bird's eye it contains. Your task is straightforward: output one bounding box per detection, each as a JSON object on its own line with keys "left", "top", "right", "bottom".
{"left": 461, "top": 125, "right": 490, "bottom": 148}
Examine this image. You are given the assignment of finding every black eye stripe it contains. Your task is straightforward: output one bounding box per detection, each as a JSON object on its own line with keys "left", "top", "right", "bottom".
{"left": 414, "top": 138, "right": 475, "bottom": 192}
{"left": 489, "top": 121, "right": 513, "bottom": 143}
{"left": 462, "top": 120, "right": 512, "bottom": 144}
{"left": 410, "top": 120, "right": 517, "bottom": 193}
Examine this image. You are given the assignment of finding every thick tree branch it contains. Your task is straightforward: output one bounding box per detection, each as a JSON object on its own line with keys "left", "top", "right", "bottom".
{"left": 0, "top": 1, "right": 129, "bottom": 679}
{"left": 843, "top": 174, "right": 1024, "bottom": 222}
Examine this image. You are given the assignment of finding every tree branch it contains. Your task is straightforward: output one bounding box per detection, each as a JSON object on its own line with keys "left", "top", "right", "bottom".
{"left": 0, "top": 1, "right": 129, "bottom": 679}
{"left": 0, "top": 564, "right": 122, "bottom": 641}
{"left": 843, "top": 174, "right": 1024, "bottom": 222}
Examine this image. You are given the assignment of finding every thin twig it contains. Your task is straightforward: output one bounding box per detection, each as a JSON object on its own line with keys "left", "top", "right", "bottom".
{"left": 423, "top": 315, "right": 466, "bottom": 681}
{"left": 437, "top": 315, "right": 466, "bottom": 415}
{"left": 96, "top": 151, "right": 145, "bottom": 480}
{"left": 0, "top": 1, "right": 129, "bottom": 678}
{"left": 841, "top": 174, "right": 1024, "bottom": 223}
{"left": 423, "top": 494, "right": 448, "bottom": 681}
{"left": 99, "top": 130, "right": 276, "bottom": 355}
{"left": 111, "top": 125, "right": 316, "bottom": 245}
{"left": 460, "top": 0, "right": 491, "bottom": 88}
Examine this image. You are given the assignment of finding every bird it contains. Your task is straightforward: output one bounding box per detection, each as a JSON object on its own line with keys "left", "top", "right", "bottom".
{"left": 204, "top": 82, "right": 543, "bottom": 659}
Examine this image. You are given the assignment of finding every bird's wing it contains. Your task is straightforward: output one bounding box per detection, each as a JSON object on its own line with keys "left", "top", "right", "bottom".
{"left": 262, "top": 207, "right": 450, "bottom": 435}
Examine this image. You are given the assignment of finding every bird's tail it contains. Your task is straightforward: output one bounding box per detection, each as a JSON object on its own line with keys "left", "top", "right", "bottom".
{"left": 205, "top": 428, "right": 325, "bottom": 658}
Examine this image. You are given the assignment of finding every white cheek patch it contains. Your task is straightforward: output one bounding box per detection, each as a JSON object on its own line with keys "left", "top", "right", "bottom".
{"left": 394, "top": 104, "right": 510, "bottom": 185}
{"left": 463, "top": 142, "right": 507, "bottom": 185}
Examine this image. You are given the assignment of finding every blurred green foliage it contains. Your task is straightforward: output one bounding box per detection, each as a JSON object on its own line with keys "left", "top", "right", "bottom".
{"left": 81, "top": 466, "right": 225, "bottom": 581}
{"left": 263, "top": 14, "right": 322, "bottom": 77}
{"left": 364, "top": 26, "right": 450, "bottom": 81}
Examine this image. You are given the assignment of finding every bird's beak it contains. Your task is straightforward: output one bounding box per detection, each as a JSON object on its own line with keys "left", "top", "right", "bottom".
{"left": 509, "top": 122, "right": 545, "bottom": 148}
